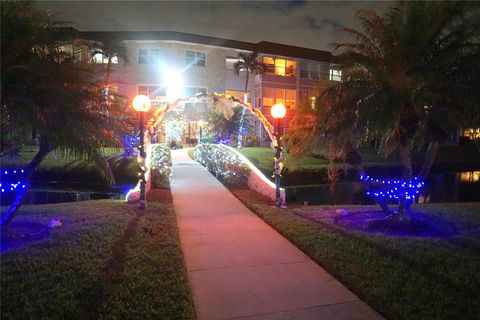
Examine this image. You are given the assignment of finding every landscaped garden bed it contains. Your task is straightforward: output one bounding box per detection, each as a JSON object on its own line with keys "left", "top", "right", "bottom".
{"left": 1, "top": 197, "right": 195, "bottom": 319}
{"left": 232, "top": 187, "right": 480, "bottom": 320}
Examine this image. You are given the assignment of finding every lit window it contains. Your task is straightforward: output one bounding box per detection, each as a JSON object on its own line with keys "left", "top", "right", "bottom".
{"left": 226, "top": 56, "right": 240, "bottom": 70}
{"left": 93, "top": 52, "right": 118, "bottom": 64}
{"left": 186, "top": 51, "right": 206, "bottom": 67}
{"left": 275, "top": 59, "right": 286, "bottom": 76}
{"left": 263, "top": 87, "right": 296, "bottom": 108}
{"left": 138, "top": 49, "right": 160, "bottom": 64}
{"left": 329, "top": 69, "right": 342, "bottom": 81}
{"left": 263, "top": 98, "right": 275, "bottom": 106}
{"left": 286, "top": 60, "right": 296, "bottom": 77}
{"left": 263, "top": 56, "right": 296, "bottom": 77}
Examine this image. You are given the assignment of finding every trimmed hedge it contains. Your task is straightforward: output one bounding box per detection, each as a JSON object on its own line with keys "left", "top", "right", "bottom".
{"left": 150, "top": 144, "right": 172, "bottom": 188}
{"left": 194, "top": 144, "right": 249, "bottom": 186}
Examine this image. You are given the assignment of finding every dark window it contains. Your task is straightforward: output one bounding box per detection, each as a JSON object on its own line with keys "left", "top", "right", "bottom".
{"left": 138, "top": 49, "right": 148, "bottom": 64}
{"left": 186, "top": 50, "right": 206, "bottom": 67}
{"left": 138, "top": 49, "right": 160, "bottom": 64}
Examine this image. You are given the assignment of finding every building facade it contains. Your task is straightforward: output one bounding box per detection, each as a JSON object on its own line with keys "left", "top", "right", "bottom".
{"left": 73, "top": 31, "right": 343, "bottom": 145}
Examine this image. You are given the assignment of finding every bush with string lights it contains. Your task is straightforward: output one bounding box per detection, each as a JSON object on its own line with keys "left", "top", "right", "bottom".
{"left": 149, "top": 144, "right": 172, "bottom": 188}
{"left": 194, "top": 144, "right": 249, "bottom": 187}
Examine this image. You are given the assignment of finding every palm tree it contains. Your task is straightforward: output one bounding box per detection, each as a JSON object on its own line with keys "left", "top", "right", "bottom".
{"left": 288, "top": 1, "right": 480, "bottom": 215}
{"left": 91, "top": 38, "right": 128, "bottom": 93}
{"left": 233, "top": 52, "right": 265, "bottom": 103}
{"left": 1, "top": 2, "right": 129, "bottom": 225}
{"left": 90, "top": 39, "right": 129, "bottom": 185}
{"left": 233, "top": 52, "right": 266, "bottom": 147}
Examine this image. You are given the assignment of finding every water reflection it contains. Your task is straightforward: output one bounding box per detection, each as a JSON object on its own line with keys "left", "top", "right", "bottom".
{"left": 459, "top": 171, "right": 480, "bottom": 183}
{"left": 0, "top": 190, "right": 123, "bottom": 206}
{"left": 420, "top": 171, "right": 480, "bottom": 203}
{"left": 286, "top": 170, "right": 480, "bottom": 205}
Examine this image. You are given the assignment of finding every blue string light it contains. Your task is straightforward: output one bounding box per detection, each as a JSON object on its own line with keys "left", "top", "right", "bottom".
{"left": 360, "top": 174, "right": 425, "bottom": 201}
{"left": 2, "top": 169, "right": 25, "bottom": 175}
{"left": 0, "top": 168, "right": 28, "bottom": 193}
{"left": 216, "top": 137, "right": 231, "bottom": 145}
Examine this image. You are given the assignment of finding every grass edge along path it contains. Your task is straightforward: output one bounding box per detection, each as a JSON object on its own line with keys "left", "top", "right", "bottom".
{"left": 232, "top": 188, "right": 480, "bottom": 320}
{"left": 1, "top": 194, "right": 195, "bottom": 320}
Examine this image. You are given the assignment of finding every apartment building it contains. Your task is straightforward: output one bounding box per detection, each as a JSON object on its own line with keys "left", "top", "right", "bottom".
{"left": 67, "top": 30, "right": 342, "bottom": 144}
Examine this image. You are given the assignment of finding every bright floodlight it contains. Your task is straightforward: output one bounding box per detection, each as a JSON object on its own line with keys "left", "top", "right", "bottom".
{"left": 271, "top": 103, "right": 286, "bottom": 119}
{"left": 163, "top": 69, "right": 182, "bottom": 88}
{"left": 133, "top": 95, "right": 151, "bottom": 112}
{"left": 163, "top": 68, "right": 183, "bottom": 101}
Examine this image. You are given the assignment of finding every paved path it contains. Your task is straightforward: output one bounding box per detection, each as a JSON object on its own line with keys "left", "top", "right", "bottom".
{"left": 170, "top": 149, "right": 384, "bottom": 320}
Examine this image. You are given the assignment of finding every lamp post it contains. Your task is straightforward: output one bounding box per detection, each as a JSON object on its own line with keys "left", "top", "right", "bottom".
{"left": 133, "top": 94, "right": 151, "bottom": 209}
{"left": 270, "top": 103, "right": 286, "bottom": 208}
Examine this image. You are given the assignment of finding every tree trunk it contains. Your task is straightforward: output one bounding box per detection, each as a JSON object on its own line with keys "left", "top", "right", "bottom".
{"left": 0, "top": 136, "right": 51, "bottom": 225}
{"left": 419, "top": 141, "right": 439, "bottom": 179}
{"left": 106, "top": 57, "right": 111, "bottom": 94}
{"left": 104, "top": 58, "right": 116, "bottom": 186}
{"left": 398, "top": 142, "right": 413, "bottom": 216}
{"left": 106, "top": 159, "right": 116, "bottom": 187}
{"left": 354, "top": 164, "right": 394, "bottom": 216}
{"left": 244, "top": 71, "right": 249, "bottom": 103}
{"left": 399, "top": 143, "right": 413, "bottom": 180}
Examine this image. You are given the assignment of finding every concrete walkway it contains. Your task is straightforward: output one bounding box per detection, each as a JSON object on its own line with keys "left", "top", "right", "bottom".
{"left": 170, "top": 149, "right": 384, "bottom": 320}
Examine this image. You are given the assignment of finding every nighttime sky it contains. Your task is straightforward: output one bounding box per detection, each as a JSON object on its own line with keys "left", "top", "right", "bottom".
{"left": 34, "top": 1, "right": 391, "bottom": 51}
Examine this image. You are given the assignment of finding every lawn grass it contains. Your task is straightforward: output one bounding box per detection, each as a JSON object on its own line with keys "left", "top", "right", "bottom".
{"left": 0, "top": 197, "right": 195, "bottom": 320}
{"left": 232, "top": 188, "right": 480, "bottom": 320}
{"left": 1, "top": 146, "right": 137, "bottom": 191}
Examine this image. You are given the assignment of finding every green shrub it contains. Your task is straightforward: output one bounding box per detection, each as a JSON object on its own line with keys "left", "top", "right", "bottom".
{"left": 194, "top": 144, "right": 249, "bottom": 186}
{"left": 149, "top": 144, "right": 172, "bottom": 188}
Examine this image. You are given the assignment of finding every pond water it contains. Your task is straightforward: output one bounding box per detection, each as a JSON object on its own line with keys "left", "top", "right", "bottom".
{"left": 0, "top": 188, "right": 127, "bottom": 206}
{"left": 286, "top": 170, "right": 480, "bottom": 205}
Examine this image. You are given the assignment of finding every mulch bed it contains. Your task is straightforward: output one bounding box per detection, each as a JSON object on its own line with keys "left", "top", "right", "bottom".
{"left": 293, "top": 206, "right": 460, "bottom": 238}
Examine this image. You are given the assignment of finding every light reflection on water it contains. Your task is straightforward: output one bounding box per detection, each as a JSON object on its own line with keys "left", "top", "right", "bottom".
{"left": 419, "top": 171, "right": 480, "bottom": 203}
{"left": 459, "top": 171, "right": 480, "bottom": 183}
